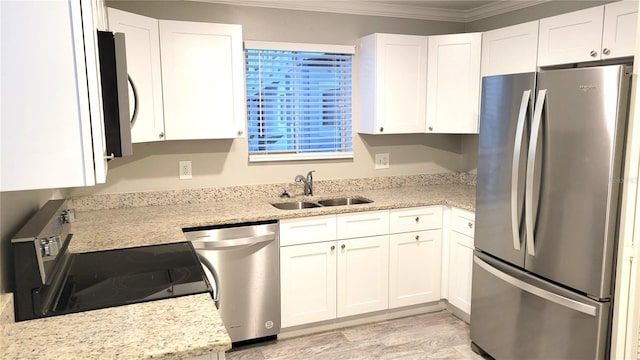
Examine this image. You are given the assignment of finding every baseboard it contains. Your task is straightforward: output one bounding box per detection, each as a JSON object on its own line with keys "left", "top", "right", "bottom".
{"left": 278, "top": 301, "right": 446, "bottom": 339}
{"left": 445, "top": 301, "right": 470, "bottom": 324}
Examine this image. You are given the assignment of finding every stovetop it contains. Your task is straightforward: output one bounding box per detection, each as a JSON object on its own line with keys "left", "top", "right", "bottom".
{"left": 53, "top": 242, "right": 212, "bottom": 316}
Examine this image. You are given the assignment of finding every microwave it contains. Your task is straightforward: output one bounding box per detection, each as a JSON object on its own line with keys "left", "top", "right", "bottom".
{"left": 96, "top": 30, "right": 132, "bottom": 158}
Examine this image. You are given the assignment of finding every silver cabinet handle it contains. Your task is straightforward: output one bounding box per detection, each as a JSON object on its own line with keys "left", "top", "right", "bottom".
{"left": 379, "top": 127, "right": 384, "bottom": 133}
{"left": 468, "top": 222, "right": 473, "bottom": 229}
{"left": 237, "top": 130, "right": 244, "bottom": 136}
{"left": 415, "top": 217, "right": 420, "bottom": 223}
{"left": 159, "top": 132, "right": 165, "bottom": 138}
{"left": 474, "top": 256, "right": 596, "bottom": 316}
{"left": 330, "top": 245, "right": 335, "bottom": 251}
{"left": 190, "top": 233, "right": 275, "bottom": 250}
{"left": 602, "top": 48, "right": 611, "bottom": 55}
{"left": 341, "top": 244, "right": 346, "bottom": 250}
{"left": 525, "top": 89, "right": 546, "bottom": 256}
{"left": 428, "top": 126, "right": 433, "bottom": 131}
{"left": 590, "top": 50, "right": 598, "bottom": 57}
{"left": 511, "top": 90, "right": 530, "bottom": 251}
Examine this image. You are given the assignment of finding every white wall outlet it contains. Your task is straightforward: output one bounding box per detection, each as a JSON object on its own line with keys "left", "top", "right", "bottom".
{"left": 375, "top": 153, "right": 389, "bottom": 170}
{"left": 179, "top": 160, "right": 192, "bottom": 180}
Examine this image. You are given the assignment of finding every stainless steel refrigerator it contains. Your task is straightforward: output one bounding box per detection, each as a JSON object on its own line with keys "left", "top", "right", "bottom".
{"left": 470, "top": 64, "right": 632, "bottom": 359}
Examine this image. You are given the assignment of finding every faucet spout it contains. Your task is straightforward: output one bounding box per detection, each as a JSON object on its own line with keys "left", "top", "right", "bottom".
{"left": 295, "top": 170, "right": 316, "bottom": 196}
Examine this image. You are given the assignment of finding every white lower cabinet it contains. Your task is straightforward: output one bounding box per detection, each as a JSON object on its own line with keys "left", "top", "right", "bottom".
{"left": 389, "top": 230, "right": 442, "bottom": 308}
{"left": 280, "top": 205, "right": 475, "bottom": 327}
{"left": 280, "top": 240, "right": 337, "bottom": 328}
{"left": 337, "top": 235, "right": 389, "bottom": 317}
{"left": 447, "top": 208, "right": 475, "bottom": 315}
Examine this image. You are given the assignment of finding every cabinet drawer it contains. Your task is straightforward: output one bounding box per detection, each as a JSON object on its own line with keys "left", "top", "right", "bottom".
{"left": 389, "top": 206, "right": 442, "bottom": 233}
{"left": 280, "top": 215, "right": 337, "bottom": 246}
{"left": 336, "top": 211, "right": 389, "bottom": 239}
{"left": 451, "top": 207, "right": 475, "bottom": 238}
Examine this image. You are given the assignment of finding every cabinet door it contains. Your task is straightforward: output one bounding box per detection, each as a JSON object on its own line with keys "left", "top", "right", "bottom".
{"left": 108, "top": 8, "right": 165, "bottom": 143}
{"left": 389, "top": 230, "right": 442, "bottom": 308}
{"left": 337, "top": 235, "right": 389, "bottom": 317}
{"left": 481, "top": 21, "right": 539, "bottom": 76}
{"left": 280, "top": 241, "right": 337, "bottom": 327}
{"left": 159, "top": 20, "right": 245, "bottom": 140}
{"left": 426, "top": 33, "right": 482, "bottom": 134}
{"left": 538, "top": 6, "right": 604, "bottom": 66}
{"left": 1, "top": 0, "right": 103, "bottom": 191}
{"left": 448, "top": 231, "right": 474, "bottom": 315}
{"left": 358, "top": 33, "right": 427, "bottom": 134}
{"left": 602, "top": 1, "right": 638, "bottom": 59}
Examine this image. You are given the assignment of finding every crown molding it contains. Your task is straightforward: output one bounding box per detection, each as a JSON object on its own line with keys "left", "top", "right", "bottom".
{"left": 465, "top": 0, "right": 552, "bottom": 22}
{"left": 192, "top": 0, "right": 547, "bottom": 23}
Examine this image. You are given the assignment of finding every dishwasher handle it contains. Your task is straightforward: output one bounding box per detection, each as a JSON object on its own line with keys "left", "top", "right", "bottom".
{"left": 190, "top": 232, "right": 276, "bottom": 250}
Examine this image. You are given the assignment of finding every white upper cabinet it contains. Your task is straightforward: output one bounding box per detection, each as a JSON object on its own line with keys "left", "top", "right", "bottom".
{"left": 538, "top": 2, "right": 637, "bottom": 66}
{"left": 602, "top": 1, "right": 639, "bottom": 59}
{"left": 358, "top": 33, "right": 428, "bottom": 134}
{"left": 108, "top": 8, "right": 166, "bottom": 143}
{"left": 1, "top": 0, "right": 107, "bottom": 191}
{"left": 481, "top": 21, "right": 539, "bottom": 76}
{"left": 426, "top": 33, "right": 482, "bottom": 134}
{"left": 159, "top": 20, "right": 246, "bottom": 140}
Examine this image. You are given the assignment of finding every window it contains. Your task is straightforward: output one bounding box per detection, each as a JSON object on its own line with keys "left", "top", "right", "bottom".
{"left": 245, "top": 41, "right": 354, "bottom": 162}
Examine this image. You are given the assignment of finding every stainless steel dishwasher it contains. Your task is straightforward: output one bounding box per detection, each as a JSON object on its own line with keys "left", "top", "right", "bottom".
{"left": 183, "top": 220, "right": 280, "bottom": 344}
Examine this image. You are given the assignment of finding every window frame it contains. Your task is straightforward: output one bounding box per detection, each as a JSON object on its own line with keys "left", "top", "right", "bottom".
{"left": 244, "top": 41, "right": 355, "bottom": 162}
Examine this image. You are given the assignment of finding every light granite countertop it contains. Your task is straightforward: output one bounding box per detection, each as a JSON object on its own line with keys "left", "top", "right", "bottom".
{"left": 1, "top": 177, "right": 474, "bottom": 360}
{"left": 1, "top": 293, "right": 230, "bottom": 360}
{"left": 69, "top": 183, "right": 476, "bottom": 253}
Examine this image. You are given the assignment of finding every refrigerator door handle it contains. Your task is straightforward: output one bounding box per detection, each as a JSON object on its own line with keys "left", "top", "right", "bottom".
{"left": 511, "top": 90, "right": 531, "bottom": 251}
{"left": 474, "top": 256, "right": 597, "bottom": 316}
{"left": 525, "top": 89, "right": 546, "bottom": 256}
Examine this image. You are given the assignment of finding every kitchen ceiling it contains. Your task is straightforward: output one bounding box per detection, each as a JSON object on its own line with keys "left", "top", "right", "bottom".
{"left": 195, "top": 0, "right": 551, "bottom": 22}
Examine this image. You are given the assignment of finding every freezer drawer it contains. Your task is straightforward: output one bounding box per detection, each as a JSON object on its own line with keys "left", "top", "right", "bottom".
{"left": 470, "top": 253, "right": 609, "bottom": 360}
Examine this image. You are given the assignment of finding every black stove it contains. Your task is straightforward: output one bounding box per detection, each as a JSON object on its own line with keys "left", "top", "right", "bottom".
{"left": 12, "top": 200, "right": 212, "bottom": 322}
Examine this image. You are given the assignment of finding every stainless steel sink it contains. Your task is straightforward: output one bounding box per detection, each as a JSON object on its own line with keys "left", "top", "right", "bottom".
{"left": 271, "top": 201, "right": 321, "bottom": 210}
{"left": 317, "top": 197, "right": 373, "bottom": 206}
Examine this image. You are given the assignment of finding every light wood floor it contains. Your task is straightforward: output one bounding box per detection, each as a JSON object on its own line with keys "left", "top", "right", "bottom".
{"left": 227, "top": 310, "right": 484, "bottom": 359}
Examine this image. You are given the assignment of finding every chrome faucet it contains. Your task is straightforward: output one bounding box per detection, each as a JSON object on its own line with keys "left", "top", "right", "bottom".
{"left": 295, "top": 170, "right": 315, "bottom": 196}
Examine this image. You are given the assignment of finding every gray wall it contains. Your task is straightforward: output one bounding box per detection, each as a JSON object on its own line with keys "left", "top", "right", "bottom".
{"left": 70, "top": 1, "right": 471, "bottom": 196}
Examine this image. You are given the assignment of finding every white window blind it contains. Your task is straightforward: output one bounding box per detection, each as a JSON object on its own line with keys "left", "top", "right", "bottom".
{"left": 245, "top": 43, "right": 353, "bottom": 162}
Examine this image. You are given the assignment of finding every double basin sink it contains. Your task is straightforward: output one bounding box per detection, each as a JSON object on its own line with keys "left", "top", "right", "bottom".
{"left": 271, "top": 196, "right": 373, "bottom": 210}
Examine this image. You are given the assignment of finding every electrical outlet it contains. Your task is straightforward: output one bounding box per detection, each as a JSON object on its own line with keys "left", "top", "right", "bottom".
{"left": 179, "top": 161, "right": 192, "bottom": 180}
{"left": 375, "top": 153, "right": 389, "bottom": 170}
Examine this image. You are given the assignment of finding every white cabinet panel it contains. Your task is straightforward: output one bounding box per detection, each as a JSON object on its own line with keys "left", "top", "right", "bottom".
{"left": 602, "top": 0, "right": 638, "bottom": 59}
{"left": 358, "top": 33, "right": 428, "bottom": 134}
{"left": 1, "top": 0, "right": 105, "bottom": 191}
{"left": 280, "top": 241, "right": 337, "bottom": 327}
{"left": 426, "top": 33, "right": 482, "bottom": 134}
{"left": 108, "top": 8, "right": 165, "bottom": 143}
{"left": 389, "top": 230, "right": 442, "bottom": 308}
{"left": 389, "top": 206, "right": 442, "bottom": 233}
{"left": 448, "top": 231, "right": 474, "bottom": 315}
{"left": 280, "top": 215, "right": 337, "bottom": 246}
{"left": 337, "top": 235, "right": 389, "bottom": 317}
{"left": 159, "top": 20, "right": 245, "bottom": 140}
{"left": 538, "top": 6, "right": 604, "bottom": 66}
{"left": 450, "top": 208, "right": 475, "bottom": 238}
{"left": 481, "top": 21, "right": 539, "bottom": 76}
{"left": 336, "top": 210, "right": 389, "bottom": 239}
